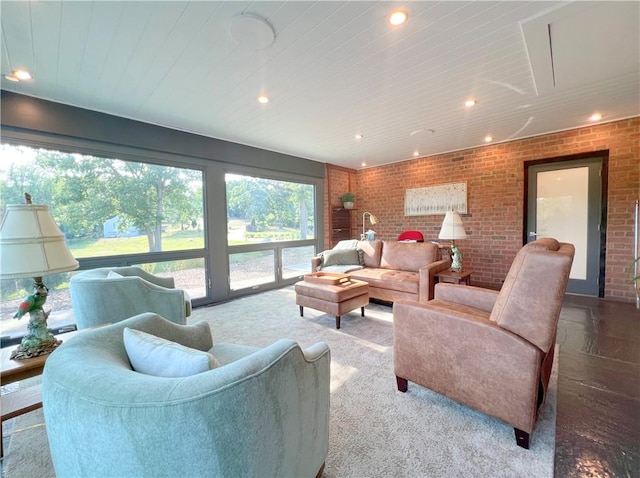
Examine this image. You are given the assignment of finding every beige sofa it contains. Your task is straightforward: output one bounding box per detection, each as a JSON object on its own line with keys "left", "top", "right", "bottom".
{"left": 393, "top": 238, "right": 575, "bottom": 448}
{"left": 312, "top": 240, "right": 450, "bottom": 303}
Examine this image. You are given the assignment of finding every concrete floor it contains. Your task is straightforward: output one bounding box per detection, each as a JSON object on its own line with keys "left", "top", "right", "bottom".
{"left": 554, "top": 295, "right": 640, "bottom": 477}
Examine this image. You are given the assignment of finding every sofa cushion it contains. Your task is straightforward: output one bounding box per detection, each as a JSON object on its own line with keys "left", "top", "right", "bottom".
{"left": 123, "top": 327, "right": 220, "bottom": 377}
{"left": 349, "top": 268, "right": 419, "bottom": 294}
{"left": 380, "top": 241, "right": 439, "bottom": 272}
{"left": 319, "top": 248, "right": 362, "bottom": 268}
{"left": 356, "top": 240, "right": 383, "bottom": 267}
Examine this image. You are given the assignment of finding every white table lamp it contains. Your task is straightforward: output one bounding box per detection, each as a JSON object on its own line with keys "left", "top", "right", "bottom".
{"left": 438, "top": 210, "right": 467, "bottom": 272}
{"left": 0, "top": 194, "right": 79, "bottom": 359}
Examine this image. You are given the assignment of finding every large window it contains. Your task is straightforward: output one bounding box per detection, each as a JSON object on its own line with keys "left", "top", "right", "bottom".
{"left": 1, "top": 143, "right": 206, "bottom": 341}
{"left": 226, "top": 174, "right": 315, "bottom": 291}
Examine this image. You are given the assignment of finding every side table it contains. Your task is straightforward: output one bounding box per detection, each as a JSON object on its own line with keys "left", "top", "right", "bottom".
{"left": 1, "top": 327, "right": 82, "bottom": 457}
{"left": 436, "top": 269, "right": 474, "bottom": 286}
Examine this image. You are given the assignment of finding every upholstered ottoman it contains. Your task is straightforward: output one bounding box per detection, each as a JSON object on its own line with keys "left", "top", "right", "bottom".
{"left": 295, "top": 277, "right": 369, "bottom": 329}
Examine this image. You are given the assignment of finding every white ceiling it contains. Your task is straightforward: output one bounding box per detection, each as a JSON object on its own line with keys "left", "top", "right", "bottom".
{"left": 1, "top": 1, "right": 639, "bottom": 170}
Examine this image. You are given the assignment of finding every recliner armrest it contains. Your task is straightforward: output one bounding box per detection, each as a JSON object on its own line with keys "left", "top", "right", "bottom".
{"left": 434, "top": 283, "right": 499, "bottom": 313}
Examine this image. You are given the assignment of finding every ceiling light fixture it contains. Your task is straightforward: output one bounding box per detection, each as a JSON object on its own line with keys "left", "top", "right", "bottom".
{"left": 257, "top": 95, "right": 269, "bottom": 104}
{"left": 361, "top": 161, "right": 367, "bottom": 167}
{"left": 354, "top": 133, "right": 363, "bottom": 140}
{"left": 13, "top": 69, "right": 32, "bottom": 81}
{"left": 413, "top": 151, "right": 419, "bottom": 157}
{"left": 465, "top": 99, "right": 477, "bottom": 107}
{"left": 484, "top": 135, "right": 493, "bottom": 143}
{"left": 589, "top": 112, "right": 602, "bottom": 121}
{"left": 4, "top": 74, "right": 19, "bottom": 82}
{"left": 389, "top": 10, "right": 408, "bottom": 26}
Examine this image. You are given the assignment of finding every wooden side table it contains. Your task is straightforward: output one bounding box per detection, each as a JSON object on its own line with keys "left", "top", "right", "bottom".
{"left": 436, "top": 269, "right": 473, "bottom": 286}
{"left": 1, "top": 328, "right": 82, "bottom": 457}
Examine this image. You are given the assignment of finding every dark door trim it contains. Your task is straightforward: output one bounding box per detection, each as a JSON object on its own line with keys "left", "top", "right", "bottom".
{"left": 523, "top": 150, "right": 608, "bottom": 298}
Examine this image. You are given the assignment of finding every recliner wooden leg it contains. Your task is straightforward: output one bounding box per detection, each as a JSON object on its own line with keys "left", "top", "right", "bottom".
{"left": 335, "top": 316, "right": 341, "bottom": 329}
{"left": 299, "top": 305, "right": 304, "bottom": 317}
{"left": 396, "top": 376, "right": 408, "bottom": 392}
{"left": 514, "top": 428, "right": 530, "bottom": 449}
{"left": 361, "top": 306, "right": 365, "bottom": 316}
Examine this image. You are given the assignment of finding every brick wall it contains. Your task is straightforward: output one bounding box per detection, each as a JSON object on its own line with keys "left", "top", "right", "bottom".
{"left": 324, "top": 118, "right": 639, "bottom": 302}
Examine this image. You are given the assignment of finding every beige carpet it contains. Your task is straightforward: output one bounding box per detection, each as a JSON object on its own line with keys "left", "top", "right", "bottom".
{"left": 3, "top": 286, "right": 556, "bottom": 477}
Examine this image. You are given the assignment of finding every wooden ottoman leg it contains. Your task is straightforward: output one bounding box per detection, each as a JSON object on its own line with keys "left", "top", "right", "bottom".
{"left": 335, "top": 316, "right": 341, "bottom": 329}
{"left": 361, "top": 306, "right": 365, "bottom": 316}
{"left": 299, "top": 305, "right": 304, "bottom": 317}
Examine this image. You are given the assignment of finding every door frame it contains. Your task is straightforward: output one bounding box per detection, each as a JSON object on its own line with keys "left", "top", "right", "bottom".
{"left": 523, "top": 150, "right": 609, "bottom": 298}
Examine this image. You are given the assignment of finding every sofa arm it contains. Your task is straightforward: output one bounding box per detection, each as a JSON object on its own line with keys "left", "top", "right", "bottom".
{"left": 418, "top": 259, "right": 451, "bottom": 302}
{"left": 392, "top": 299, "right": 543, "bottom": 433}
{"left": 311, "top": 256, "right": 322, "bottom": 272}
{"left": 434, "top": 283, "right": 499, "bottom": 313}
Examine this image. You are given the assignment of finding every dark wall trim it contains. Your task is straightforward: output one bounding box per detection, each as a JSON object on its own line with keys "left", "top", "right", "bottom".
{"left": 0, "top": 91, "right": 325, "bottom": 179}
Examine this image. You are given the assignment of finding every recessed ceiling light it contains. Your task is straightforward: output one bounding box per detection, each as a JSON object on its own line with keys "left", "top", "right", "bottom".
{"left": 389, "top": 10, "right": 408, "bottom": 26}
{"left": 354, "top": 133, "right": 363, "bottom": 140}
{"left": 257, "top": 95, "right": 269, "bottom": 104}
{"left": 4, "top": 74, "right": 19, "bottom": 82}
{"left": 413, "top": 151, "right": 419, "bottom": 157}
{"left": 361, "top": 161, "right": 367, "bottom": 167}
{"left": 465, "top": 99, "right": 477, "bottom": 107}
{"left": 484, "top": 135, "right": 493, "bottom": 143}
{"left": 589, "top": 112, "right": 602, "bottom": 121}
{"left": 13, "top": 69, "right": 32, "bottom": 80}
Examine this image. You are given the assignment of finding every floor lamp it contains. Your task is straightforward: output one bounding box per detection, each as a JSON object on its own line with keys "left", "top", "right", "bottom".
{"left": 438, "top": 210, "right": 467, "bottom": 272}
{"left": 0, "top": 194, "right": 79, "bottom": 359}
{"left": 362, "top": 211, "right": 379, "bottom": 240}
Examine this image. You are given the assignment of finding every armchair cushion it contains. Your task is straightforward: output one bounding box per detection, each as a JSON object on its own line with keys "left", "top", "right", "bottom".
{"left": 123, "top": 327, "right": 219, "bottom": 377}
{"left": 490, "top": 241, "right": 574, "bottom": 352}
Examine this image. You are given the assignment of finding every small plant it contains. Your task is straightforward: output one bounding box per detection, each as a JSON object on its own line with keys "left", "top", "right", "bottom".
{"left": 341, "top": 192, "right": 355, "bottom": 203}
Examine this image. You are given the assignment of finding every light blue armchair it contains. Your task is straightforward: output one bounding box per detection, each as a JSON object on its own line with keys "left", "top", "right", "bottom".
{"left": 70, "top": 266, "right": 191, "bottom": 329}
{"left": 43, "top": 313, "right": 331, "bottom": 478}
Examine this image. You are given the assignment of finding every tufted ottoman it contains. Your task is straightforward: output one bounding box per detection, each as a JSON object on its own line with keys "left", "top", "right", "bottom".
{"left": 295, "top": 277, "right": 369, "bottom": 329}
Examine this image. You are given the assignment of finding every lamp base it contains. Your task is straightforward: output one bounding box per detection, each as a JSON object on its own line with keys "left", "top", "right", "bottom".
{"left": 450, "top": 245, "right": 463, "bottom": 272}
{"left": 10, "top": 308, "right": 62, "bottom": 360}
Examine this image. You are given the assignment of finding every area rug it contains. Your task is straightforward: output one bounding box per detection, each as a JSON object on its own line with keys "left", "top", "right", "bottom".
{"left": 3, "top": 286, "right": 556, "bottom": 477}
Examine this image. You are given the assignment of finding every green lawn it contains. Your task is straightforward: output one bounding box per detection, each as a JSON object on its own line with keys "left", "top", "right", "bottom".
{"left": 68, "top": 230, "right": 205, "bottom": 257}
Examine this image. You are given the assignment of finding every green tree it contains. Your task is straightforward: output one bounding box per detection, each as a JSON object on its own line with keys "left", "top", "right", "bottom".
{"left": 2, "top": 144, "right": 202, "bottom": 253}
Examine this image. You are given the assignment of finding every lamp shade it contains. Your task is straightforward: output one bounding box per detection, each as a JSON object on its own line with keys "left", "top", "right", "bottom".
{"left": 0, "top": 204, "right": 79, "bottom": 279}
{"left": 438, "top": 210, "right": 467, "bottom": 240}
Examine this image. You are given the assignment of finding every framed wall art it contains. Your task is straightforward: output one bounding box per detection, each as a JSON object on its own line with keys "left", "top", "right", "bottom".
{"left": 404, "top": 182, "right": 467, "bottom": 216}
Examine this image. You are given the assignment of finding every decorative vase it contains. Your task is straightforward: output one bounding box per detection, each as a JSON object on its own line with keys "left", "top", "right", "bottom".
{"left": 343, "top": 202, "right": 354, "bottom": 209}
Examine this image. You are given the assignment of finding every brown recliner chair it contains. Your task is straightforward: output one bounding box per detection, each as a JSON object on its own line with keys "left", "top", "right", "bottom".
{"left": 393, "top": 238, "right": 574, "bottom": 448}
